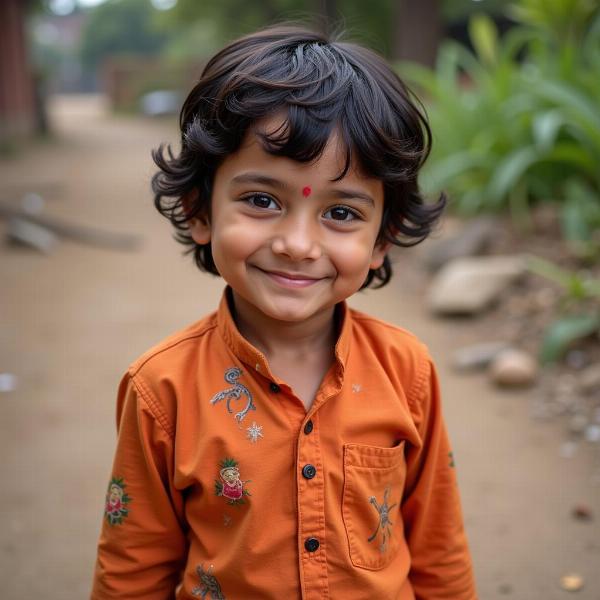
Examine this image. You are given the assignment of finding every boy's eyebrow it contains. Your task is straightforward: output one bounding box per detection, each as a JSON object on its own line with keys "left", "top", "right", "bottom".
{"left": 329, "top": 188, "right": 375, "bottom": 206}
{"left": 231, "top": 172, "right": 375, "bottom": 206}
{"left": 231, "top": 172, "right": 289, "bottom": 190}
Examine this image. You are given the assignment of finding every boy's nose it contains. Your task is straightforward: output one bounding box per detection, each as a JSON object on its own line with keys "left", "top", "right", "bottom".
{"left": 270, "top": 217, "right": 322, "bottom": 261}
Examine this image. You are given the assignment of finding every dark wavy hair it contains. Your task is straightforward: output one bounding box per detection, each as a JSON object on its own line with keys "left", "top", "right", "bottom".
{"left": 152, "top": 24, "right": 445, "bottom": 288}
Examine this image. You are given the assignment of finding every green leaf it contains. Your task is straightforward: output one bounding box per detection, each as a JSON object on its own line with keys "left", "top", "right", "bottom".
{"left": 424, "top": 151, "right": 486, "bottom": 192}
{"left": 526, "top": 255, "right": 572, "bottom": 288}
{"left": 561, "top": 179, "right": 600, "bottom": 242}
{"left": 469, "top": 13, "right": 498, "bottom": 67}
{"left": 540, "top": 313, "right": 600, "bottom": 364}
{"left": 532, "top": 110, "right": 567, "bottom": 151}
{"left": 487, "top": 146, "right": 541, "bottom": 205}
{"left": 534, "top": 79, "right": 600, "bottom": 131}
{"left": 562, "top": 198, "right": 591, "bottom": 242}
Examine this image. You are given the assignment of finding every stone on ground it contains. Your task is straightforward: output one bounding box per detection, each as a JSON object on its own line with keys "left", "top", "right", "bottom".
{"left": 428, "top": 255, "right": 526, "bottom": 315}
{"left": 488, "top": 348, "right": 539, "bottom": 387}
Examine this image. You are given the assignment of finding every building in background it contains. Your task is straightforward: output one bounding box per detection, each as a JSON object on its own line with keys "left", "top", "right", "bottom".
{"left": 0, "top": 0, "right": 36, "bottom": 146}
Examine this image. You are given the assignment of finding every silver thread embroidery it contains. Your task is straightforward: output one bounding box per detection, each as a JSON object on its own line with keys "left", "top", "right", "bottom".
{"left": 192, "top": 564, "right": 225, "bottom": 599}
{"left": 210, "top": 367, "right": 256, "bottom": 424}
{"left": 246, "top": 421, "right": 264, "bottom": 443}
{"left": 367, "top": 486, "right": 397, "bottom": 553}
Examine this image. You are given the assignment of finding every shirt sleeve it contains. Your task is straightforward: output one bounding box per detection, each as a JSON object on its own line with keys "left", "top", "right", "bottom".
{"left": 401, "top": 357, "right": 477, "bottom": 599}
{"left": 91, "top": 372, "right": 188, "bottom": 599}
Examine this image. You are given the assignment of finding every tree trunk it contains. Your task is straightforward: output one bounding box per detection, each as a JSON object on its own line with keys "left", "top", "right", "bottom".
{"left": 391, "top": 0, "right": 442, "bottom": 66}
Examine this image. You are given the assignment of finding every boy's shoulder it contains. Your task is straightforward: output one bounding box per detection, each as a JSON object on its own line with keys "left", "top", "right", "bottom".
{"left": 348, "top": 306, "right": 430, "bottom": 357}
{"left": 127, "top": 310, "right": 219, "bottom": 378}
{"left": 348, "top": 306, "right": 433, "bottom": 392}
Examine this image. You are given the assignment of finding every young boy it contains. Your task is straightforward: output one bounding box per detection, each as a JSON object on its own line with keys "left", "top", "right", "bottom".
{"left": 92, "top": 25, "right": 476, "bottom": 599}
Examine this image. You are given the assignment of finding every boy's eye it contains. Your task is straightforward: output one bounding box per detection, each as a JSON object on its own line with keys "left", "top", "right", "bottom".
{"left": 245, "top": 193, "right": 278, "bottom": 210}
{"left": 324, "top": 206, "right": 358, "bottom": 221}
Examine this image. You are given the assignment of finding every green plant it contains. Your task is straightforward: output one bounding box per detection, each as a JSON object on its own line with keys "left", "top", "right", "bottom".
{"left": 399, "top": 0, "right": 600, "bottom": 246}
{"left": 527, "top": 255, "right": 600, "bottom": 363}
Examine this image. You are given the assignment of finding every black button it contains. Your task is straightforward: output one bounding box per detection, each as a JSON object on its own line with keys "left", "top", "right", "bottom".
{"left": 302, "top": 464, "right": 317, "bottom": 479}
{"left": 303, "top": 420, "right": 313, "bottom": 434}
{"left": 269, "top": 382, "right": 281, "bottom": 393}
{"left": 304, "top": 537, "right": 320, "bottom": 552}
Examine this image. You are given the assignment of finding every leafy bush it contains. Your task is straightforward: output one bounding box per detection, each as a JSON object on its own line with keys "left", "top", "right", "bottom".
{"left": 400, "top": 0, "right": 600, "bottom": 247}
{"left": 528, "top": 255, "right": 600, "bottom": 363}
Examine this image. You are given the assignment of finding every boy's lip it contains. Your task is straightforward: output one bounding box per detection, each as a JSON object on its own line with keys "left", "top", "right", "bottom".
{"left": 257, "top": 267, "right": 325, "bottom": 287}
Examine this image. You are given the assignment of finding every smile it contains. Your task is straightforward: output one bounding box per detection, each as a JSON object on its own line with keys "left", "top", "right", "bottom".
{"left": 258, "top": 268, "right": 324, "bottom": 289}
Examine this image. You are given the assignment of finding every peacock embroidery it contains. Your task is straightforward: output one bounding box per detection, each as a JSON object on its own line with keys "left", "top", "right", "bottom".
{"left": 210, "top": 367, "right": 256, "bottom": 424}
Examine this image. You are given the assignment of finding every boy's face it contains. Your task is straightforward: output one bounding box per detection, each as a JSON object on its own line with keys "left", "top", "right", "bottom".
{"left": 190, "top": 116, "right": 388, "bottom": 328}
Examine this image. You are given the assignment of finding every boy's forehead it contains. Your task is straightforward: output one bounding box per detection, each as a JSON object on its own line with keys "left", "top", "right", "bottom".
{"left": 231, "top": 115, "right": 377, "bottom": 186}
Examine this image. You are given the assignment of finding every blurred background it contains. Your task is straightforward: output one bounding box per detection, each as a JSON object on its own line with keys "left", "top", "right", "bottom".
{"left": 1, "top": 0, "right": 599, "bottom": 598}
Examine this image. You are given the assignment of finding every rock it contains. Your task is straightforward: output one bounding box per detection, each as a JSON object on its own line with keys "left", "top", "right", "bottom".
{"left": 571, "top": 504, "right": 593, "bottom": 521}
{"left": 565, "top": 350, "right": 589, "bottom": 370}
{"left": 0, "top": 373, "right": 17, "bottom": 393}
{"left": 584, "top": 424, "right": 600, "bottom": 443}
{"left": 428, "top": 255, "right": 526, "bottom": 316}
{"left": 497, "top": 583, "right": 512, "bottom": 595}
{"left": 452, "top": 341, "right": 510, "bottom": 371}
{"left": 559, "top": 441, "right": 578, "bottom": 458}
{"left": 488, "top": 349, "right": 538, "bottom": 388}
{"left": 425, "top": 217, "right": 497, "bottom": 271}
{"left": 6, "top": 217, "right": 58, "bottom": 253}
{"left": 559, "top": 573, "right": 584, "bottom": 592}
{"left": 578, "top": 363, "right": 600, "bottom": 394}
{"left": 569, "top": 413, "right": 589, "bottom": 435}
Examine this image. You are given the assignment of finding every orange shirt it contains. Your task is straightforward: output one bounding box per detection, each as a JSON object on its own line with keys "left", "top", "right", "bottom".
{"left": 92, "top": 288, "right": 476, "bottom": 599}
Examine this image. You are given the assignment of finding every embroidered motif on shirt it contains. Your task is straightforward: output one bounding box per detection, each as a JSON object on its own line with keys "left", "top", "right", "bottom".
{"left": 104, "top": 477, "right": 131, "bottom": 526}
{"left": 214, "top": 458, "right": 251, "bottom": 505}
{"left": 223, "top": 514, "right": 232, "bottom": 527}
{"left": 246, "top": 421, "right": 264, "bottom": 443}
{"left": 367, "top": 486, "right": 397, "bottom": 553}
{"left": 192, "top": 564, "right": 225, "bottom": 599}
{"left": 210, "top": 367, "right": 256, "bottom": 424}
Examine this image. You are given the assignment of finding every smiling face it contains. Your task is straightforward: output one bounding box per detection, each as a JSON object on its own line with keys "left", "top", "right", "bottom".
{"left": 189, "top": 117, "right": 388, "bottom": 331}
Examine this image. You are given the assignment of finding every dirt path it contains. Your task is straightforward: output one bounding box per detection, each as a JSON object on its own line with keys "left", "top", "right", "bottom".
{"left": 1, "top": 96, "right": 598, "bottom": 599}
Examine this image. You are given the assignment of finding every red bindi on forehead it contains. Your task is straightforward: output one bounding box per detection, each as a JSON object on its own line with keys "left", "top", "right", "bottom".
{"left": 302, "top": 186, "right": 312, "bottom": 197}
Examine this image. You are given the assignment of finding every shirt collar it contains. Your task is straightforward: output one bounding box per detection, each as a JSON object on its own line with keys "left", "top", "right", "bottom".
{"left": 216, "top": 286, "right": 352, "bottom": 383}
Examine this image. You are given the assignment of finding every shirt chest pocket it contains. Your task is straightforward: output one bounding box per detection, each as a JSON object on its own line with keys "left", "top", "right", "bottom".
{"left": 342, "top": 442, "right": 407, "bottom": 570}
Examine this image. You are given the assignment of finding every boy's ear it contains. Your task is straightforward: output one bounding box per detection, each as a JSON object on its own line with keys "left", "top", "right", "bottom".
{"left": 189, "top": 215, "right": 211, "bottom": 245}
{"left": 369, "top": 240, "right": 391, "bottom": 270}
{"left": 182, "top": 190, "right": 211, "bottom": 245}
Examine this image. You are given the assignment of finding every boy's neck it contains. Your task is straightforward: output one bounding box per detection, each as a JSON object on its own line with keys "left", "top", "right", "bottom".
{"left": 229, "top": 290, "right": 338, "bottom": 361}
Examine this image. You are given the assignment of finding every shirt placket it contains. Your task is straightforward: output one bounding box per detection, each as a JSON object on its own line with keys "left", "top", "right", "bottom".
{"left": 296, "top": 408, "right": 330, "bottom": 599}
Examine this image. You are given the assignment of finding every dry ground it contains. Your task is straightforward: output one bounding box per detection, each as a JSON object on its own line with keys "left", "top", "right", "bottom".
{"left": 1, "top": 96, "right": 599, "bottom": 599}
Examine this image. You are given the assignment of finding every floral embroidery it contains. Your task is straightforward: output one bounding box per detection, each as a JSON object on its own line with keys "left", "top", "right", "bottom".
{"left": 192, "top": 564, "right": 225, "bottom": 599}
{"left": 104, "top": 477, "right": 131, "bottom": 526}
{"left": 223, "top": 514, "right": 232, "bottom": 527}
{"left": 246, "top": 421, "right": 263, "bottom": 443}
{"left": 210, "top": 367, "right": 256, "bottom": 424}
{"left": 214, "top": 458, "right": 251, "bottom": 505}
{"left": 367, "top": 486, "right": 397, "bottom": 553}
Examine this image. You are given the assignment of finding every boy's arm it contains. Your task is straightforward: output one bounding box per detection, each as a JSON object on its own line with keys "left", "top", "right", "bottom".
{"left": 401, "top": 358, "right": 477, "bottom": 600}
{"left": 91, "top": 373, "right": 187, "bottom": 600}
